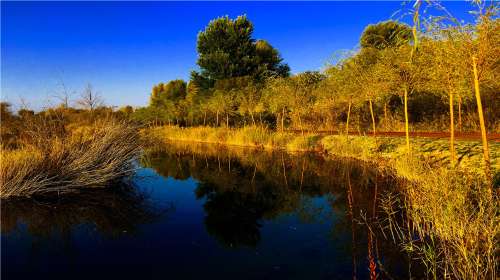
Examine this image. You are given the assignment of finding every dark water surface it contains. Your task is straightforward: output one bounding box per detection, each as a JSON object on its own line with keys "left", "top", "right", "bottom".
{"left": 2, "top": 142, "right": 418, "bottom": 279}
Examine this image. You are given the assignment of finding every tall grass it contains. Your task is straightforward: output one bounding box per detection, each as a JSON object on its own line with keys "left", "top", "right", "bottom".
{"left": 321, "top": 135, "right": 498, "bottom": 279}
{"left": 0, "top": 119, "right": 141, "bottom": 198}
{"left": 144, "top": 125, "right": 321, "bottom": 151}
{"left": 379, "top": 163, "right": 497, "bottom": 280}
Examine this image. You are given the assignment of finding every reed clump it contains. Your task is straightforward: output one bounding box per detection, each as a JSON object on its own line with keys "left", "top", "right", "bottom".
{"left": 0, "top": 119, "right": 141, "bottom": 198}
{"left": 320, "top": 135, "right": 498, "bottom": 279}
{"left": 379, "top": 163, "right": 497, "bottom": 280}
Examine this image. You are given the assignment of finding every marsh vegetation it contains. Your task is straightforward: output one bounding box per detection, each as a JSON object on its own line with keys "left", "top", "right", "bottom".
{"left": 0, "top": 106, "right": 141, "bottom": 198}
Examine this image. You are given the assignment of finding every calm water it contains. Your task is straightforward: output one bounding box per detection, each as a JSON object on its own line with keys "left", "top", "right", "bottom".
{"left": 1, "top": 142, "right": 419, "bottom": 279}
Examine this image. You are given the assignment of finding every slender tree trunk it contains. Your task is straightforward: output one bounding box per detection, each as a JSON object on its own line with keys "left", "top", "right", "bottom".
{"left": 281, "top": 153, "right": 288, "bottom": 189}
{"left": 369, "top": 99, "right": 376, "bottom": 136}
{"left": 346, "top": 99, "right": 352, "bottom": 137}
{"left": 472, "top": 56, "right": 492, "bottom": 189}
{"left": 226, "top": 113, "right": 229, "bottom": 128}
{"left": 250, "top": 112, "right": 255, "bottom": 126}
{"left": 458, "top": 96, "right": 462, "bottom": 133}
{"left": 384, "top": 102, "right": 388, "bottom": 130}
{"left": 276, "top": 113, "right": 281, "bottom": 132}
{"left": 298, "top": 114, "right": 304, "bottom": 136}
{"left": 203, "top": 111, "right": 207, "bottom": 126}
{"left": 216, "top": 111, "right": 219, "bottom": 127}
{"left": 448, "top": 87, "right": 456, "bottom": 167}
{"left": 404, "top": 88, "right": 410, "bottom": 155}
{"left": 281, "top": 108, "right": 285, "bottom": 132}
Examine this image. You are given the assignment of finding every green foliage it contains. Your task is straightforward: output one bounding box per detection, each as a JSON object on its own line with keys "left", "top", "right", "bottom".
{"left": 150, "top": 79, "right": 187, "bottom": 106}
{"left": 360, "top": 20, "right": 412, "bottom": 50}
{"left": 193, "top": 15, "right": 289, "bottom": 89}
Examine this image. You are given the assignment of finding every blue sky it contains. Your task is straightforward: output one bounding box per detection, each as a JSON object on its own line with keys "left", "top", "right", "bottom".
{"left": 1, "top": 1, "right": 473, "bottom": 110}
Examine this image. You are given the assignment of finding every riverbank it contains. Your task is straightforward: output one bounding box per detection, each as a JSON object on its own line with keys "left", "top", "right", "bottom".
{"left": 145, "top": 125, "right": 498, "bottom": 279}
{"left": 144, "top": 125, "right": 499, "bottom": 178}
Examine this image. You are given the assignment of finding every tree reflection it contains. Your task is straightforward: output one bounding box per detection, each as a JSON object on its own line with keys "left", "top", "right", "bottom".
{"left": 144, "top": 143, "right": 387, "bottom": 247}
{"left": 142, "top": 142, "right": 422, "bottom": 277}
{"left": 198, "top": 182, "right": 264, "bottom": 248}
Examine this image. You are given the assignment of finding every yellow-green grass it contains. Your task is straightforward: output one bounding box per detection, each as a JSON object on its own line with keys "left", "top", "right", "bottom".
{"left": 146, "top": 125, "right": 499, "bottom": 177}
{"left": 143, "top": 125, "right": 321, "bottom": 152}
{"left": 321, "top": 135, "right": 498, "bottom": 279}
{"left": 320, "top": 135, "right": 499, "bottom": 177}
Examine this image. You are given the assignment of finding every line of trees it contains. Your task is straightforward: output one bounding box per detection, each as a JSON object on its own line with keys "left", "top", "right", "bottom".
{"left": 134, "top": 10, "right": 499, "bottom": 139}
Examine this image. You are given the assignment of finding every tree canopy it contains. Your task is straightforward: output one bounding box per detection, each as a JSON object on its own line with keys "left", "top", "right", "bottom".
{"left": 193, "top": 15, "right": 289, "bottom": 89}
{"left": 360, "top": 21, "right": 412, "bottom": 50}
{"left": 150, "top": 80, "right": 187, "bottom": 107}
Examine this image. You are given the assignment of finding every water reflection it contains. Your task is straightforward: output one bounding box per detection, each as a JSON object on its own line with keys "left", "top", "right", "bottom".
{"left": 2, "top": 142, "right": 422, "bottom": 279}
{"left": 1, "top": 184, "right": 170, "bottom": 238}
{"left": 142, "top": 142, "right": 420, "bottom": 279}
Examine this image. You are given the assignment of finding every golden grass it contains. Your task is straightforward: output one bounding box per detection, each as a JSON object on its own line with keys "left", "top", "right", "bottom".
{"left": 321, "top": 135, "right": 498, "bottom": 279}
{"left": 144, "top": 125, "right": 321, "bottom": 151}
{"left": 0, "top": 120, "right": 141, "bottom": 198}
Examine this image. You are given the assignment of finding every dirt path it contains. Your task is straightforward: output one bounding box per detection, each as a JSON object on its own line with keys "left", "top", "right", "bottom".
{"left": 288, "top": 130, "right": 500, "bottom": 142}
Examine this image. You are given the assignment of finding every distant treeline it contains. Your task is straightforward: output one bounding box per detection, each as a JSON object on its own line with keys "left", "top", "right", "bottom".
{"left": 132, "top": 9, "right": 498, "bottom": 134}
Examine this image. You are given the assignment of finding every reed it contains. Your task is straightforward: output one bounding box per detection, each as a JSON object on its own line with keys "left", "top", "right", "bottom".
{"left": 0, "top": 120, "right": 141, "bottom": 198}
{"left": 144, "top": 125, "right": 321, "bottom": 151}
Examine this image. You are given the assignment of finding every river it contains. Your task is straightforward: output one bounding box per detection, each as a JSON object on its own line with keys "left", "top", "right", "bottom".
{"left": 1, "top": 142, "right": 421, "bottom": 279}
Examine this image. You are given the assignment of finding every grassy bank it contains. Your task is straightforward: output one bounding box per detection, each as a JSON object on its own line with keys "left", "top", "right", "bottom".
{"left": 1, "top": 120, "right": 141, "bottom": 198}
{"left": 146, "top": 125, "right": 498, "bottom": 279}
{"left": 145, "top": 125, "right": 499, "bottom": 175}
{"left": 143, "top": 125, "right": 323, "bottom": 152}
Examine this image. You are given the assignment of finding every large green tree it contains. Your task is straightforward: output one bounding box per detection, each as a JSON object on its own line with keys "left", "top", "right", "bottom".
{"left": 193, "top": 15, "right": 289, "bottom": 89}
{"left": 360, "top": 21, "right": 412, "bottom": 50}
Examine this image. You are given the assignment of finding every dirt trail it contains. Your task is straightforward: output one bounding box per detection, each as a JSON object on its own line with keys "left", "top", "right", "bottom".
{"left": 288, "top": 130, "right": 500, "bottom": 142}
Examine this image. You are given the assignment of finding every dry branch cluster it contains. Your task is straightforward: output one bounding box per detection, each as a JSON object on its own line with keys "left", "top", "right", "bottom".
{"left": 0, "top": 119, "right": 141, "bottom": 198}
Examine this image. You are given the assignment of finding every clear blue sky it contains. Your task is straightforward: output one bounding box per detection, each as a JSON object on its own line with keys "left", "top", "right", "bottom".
{"left": 1, "top": 1, "right": 473, "bottom": 110}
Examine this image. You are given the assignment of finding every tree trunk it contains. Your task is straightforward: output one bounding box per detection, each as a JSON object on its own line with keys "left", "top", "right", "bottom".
{"left": 216, "top": 111, "right": 219, "bottom": 127}
{"left": 250, "top": 112, "right": 256, "bottom": 126}
{"left": 404, "top": 88, "right": 410, "bottom": 155}
{"left": 369, "top": 99, "right": 376, "bottom": 136}
{"left": 458, "top": 95, "right": 462, "bottom": 133}
{"left": 448, "top": 88, "right": 456, "bottom": 167}
{"left": 276, "top": 113, "right": 281, "bottom": 132}
{"left": 384, "top": 102, "right": 388, "bottom": 130}
{"left": 346, "top": 99, "right": 352, "bottom": 137}
{"left": 281, "top": 108, "right": 285, "bottom": 132}
{"left": 472, "top": 56, "right": 492, "bottom": 189}
{"left": 226, "top": 113, "right": 229, "bottom": 128}
{"left": 204, "top": 111, "right": 207, "bottom": 126}
{"left": 298, "top": 114, "right": 304, "bottom": 136}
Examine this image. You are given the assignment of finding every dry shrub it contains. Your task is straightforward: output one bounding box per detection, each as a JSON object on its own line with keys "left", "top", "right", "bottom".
{"left": 0, "top": 120, "right": 141, "bottom": 198}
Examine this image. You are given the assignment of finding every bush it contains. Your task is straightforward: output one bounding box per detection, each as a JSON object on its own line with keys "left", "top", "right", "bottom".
{"left": 0, "top": 120, "right": 141, "bottom": 198}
